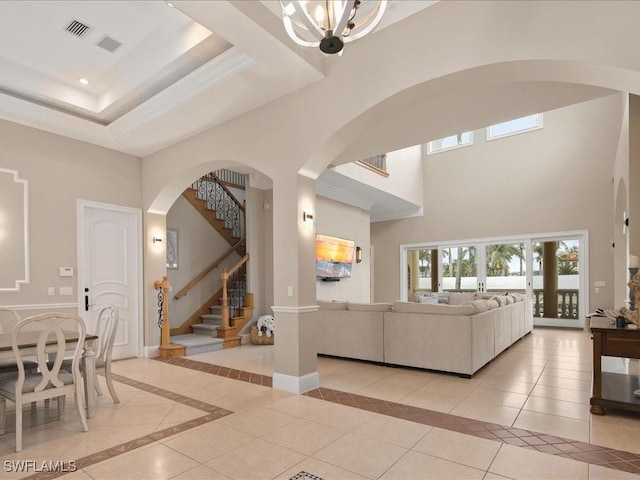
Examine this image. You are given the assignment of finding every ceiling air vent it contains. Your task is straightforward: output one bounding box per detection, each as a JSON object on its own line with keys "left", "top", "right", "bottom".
{"left": 96, "top": 35, "right": 123, "bottom": 53}
{"left": 65, "top": 19, "right": 92, "bottom": 39}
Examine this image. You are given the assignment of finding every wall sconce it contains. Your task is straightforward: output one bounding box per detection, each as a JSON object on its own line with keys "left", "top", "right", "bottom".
{"left": 302, "top": 207, "right": 314, "bottom": 230}
{"left": 356, "top": 246, "right": 362, "bottom": 263}
{"left": 152, "top": 234, "right": 163, "bottom": 244}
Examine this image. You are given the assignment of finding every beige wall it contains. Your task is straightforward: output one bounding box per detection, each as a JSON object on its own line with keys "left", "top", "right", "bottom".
{"left": 612, "top": 95, "right": 630, "bottom": 307}
{"left": 246, "top": 185, "right": 273, "bottom": 321}
{"left": 372, "top": 94, "right": 622, "bottom": 311}
{"left": 629, "top": 95, "right": 640, "bottom": 262}
{"left": 166, "top": 195, "right": 241, "bottom": 328}
{"left": 316, "top": 196, "right": 371, "bottom": 303}
{"left": 0, "top": 119, "right": 141, "bottom": 309}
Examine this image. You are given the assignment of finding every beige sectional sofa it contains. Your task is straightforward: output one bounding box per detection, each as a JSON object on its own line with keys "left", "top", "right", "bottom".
{"left": 315, "top": 301, "right": 391, "bottom": 362}
{"left": 316, "top": 293, "right": 533, "bottom": 377}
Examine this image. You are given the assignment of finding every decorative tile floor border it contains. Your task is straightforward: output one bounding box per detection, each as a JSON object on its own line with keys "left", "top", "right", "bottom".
{"left": 155, "top": 356, "right": 273, "bottom": 387}
{"left": 22, "top": 374, "right": 233, "bottom": 480}
{"left": 159, "top": 356, "right": 640, "bottom": 476}
{"left": 289, "top": 471, "right": 325, "bottom": 480}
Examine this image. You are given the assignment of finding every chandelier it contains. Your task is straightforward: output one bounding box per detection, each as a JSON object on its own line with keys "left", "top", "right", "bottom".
{"left": 280, "top": 0, "right": 388, "bottom": 54}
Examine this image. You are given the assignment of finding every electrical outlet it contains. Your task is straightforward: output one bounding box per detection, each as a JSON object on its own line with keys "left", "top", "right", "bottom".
{"left": 287, "top": 286, "right": 294, "bottom": 297}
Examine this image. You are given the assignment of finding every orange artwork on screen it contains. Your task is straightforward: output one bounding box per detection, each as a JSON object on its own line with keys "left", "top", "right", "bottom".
{"left": 316, "top": 234, "right": 355, "bottom": 279}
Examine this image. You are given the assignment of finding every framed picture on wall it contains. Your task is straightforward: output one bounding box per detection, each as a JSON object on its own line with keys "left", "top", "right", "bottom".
{"left": 166, "top": 229, "right": 178, "bottom": 269}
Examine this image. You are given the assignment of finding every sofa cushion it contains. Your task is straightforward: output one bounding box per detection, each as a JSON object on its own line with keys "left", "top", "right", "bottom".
{"left": 505, "top": 295, "right": 515, "bottom": 304}
{"left": 317, "top": 301, "right": 348, "bottom": 310}
{"left": 511, "top": 292, "right": 526, "bottom": 302}
{"left": 348, "top": 302, "right": 392, "bottom": 312}
{"left": 448, "top": 292, "right": 477, "bottom": 305}
{"left": 491, "top": 295, "right": 507, "bottom": 307}
{"left": 486, "top": 299, "right": 500, "bottom": 310}
{"left": 417, "top": 295, "right": 438, "bottom": 304}
{"left": 393, "top": 301, "right": 478, "bottom": 316}
{"left": 415, "top": 292, "right": 450, "bottom": 304}
{"left": 474, "top": 292, "right": 494, "bottom": 300}
{"left": 462, "top": 300, "right": 492, "bottom": 313}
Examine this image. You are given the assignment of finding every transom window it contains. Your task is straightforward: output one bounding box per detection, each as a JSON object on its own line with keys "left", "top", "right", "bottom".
{"left": 487, "top": 113, "right": 543, "bottom": 140}
{"left": 426, "top": 131, "right": 473, "bottom": 155}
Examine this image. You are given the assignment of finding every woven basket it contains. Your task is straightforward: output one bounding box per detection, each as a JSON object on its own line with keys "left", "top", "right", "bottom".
{"left": 250, "top": 326, "right": 274, "bottom": 345}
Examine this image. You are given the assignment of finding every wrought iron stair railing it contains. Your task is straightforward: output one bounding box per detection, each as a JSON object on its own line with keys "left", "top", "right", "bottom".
{"left": 221, "top": 254, "right": 249, "bottom": 332}
{"left": 191, "top": 172, "right": 245, "bottom": 239}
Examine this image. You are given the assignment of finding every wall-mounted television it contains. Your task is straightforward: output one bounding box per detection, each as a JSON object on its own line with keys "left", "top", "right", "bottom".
{"left": 316, "top": 234, "right": 355, "bottom": 281}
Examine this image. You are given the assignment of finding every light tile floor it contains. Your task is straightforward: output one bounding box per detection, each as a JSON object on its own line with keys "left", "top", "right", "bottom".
{"left": 0, "top": 327, "right": 640, "bottom": 479}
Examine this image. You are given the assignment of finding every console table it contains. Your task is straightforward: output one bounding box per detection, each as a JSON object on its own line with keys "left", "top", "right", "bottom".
{"left": 590, "top": 317, "right": 640, "bottom": 415}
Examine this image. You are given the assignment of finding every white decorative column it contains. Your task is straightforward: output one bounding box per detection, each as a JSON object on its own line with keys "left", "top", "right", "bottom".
{"left": 271, "top": 172, "right": 319, "bottom": 393}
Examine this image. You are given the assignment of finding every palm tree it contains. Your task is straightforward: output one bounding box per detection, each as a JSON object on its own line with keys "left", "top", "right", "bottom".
{"left": 486, "top": 244, "right": 520, "bottom": 276}
{"left": 418, "top": 249, "right": 431, "bottom": 278}
{"left": 516, "top": 243, "right": 525, "bottom": 276}
{"left": 455, "top": 247, "right": 464, "bottom": 290}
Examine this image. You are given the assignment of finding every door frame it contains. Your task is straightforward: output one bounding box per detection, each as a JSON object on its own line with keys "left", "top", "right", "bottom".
{"left": 400, "top": 229, "right": 589, "bottom": 328}
{"left": 77, "top": 199, "right": 144, "bottom": 357}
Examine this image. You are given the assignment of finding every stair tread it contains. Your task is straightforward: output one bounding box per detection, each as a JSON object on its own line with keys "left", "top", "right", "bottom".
{"left": 172, "top": 334, "right": 225, "bottom": 347}
{"left": 201, "top": 313, "right": 222, "bottom": 322}
{"left": 192, "top": 324, "right": 219, "bottom": 334}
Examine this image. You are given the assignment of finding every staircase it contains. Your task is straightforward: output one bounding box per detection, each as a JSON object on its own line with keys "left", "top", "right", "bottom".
{"left": 182, "top": 171, "right": 245, "bottom": 254}
{"left": 170, "top": 170, "right": 254, "bottom": 355}
{"left": 172, "top": 304, "right": 225, "bottom": 355}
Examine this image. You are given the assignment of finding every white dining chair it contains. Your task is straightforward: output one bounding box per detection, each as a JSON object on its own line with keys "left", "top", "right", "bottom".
{"left": 0, "top": 308, "right": 38, "bottom": 378}
{"left": 0, "top": 312, "right": 88, "bottom": 452}
{"left": 89, "top": 305, "right": 120, "bottom": 403}
{"left": 58, "top": 305, "right": 120, "bottom": 403}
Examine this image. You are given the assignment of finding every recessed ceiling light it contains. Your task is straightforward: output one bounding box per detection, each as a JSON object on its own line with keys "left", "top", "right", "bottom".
{"left": 79, "top": 78, "right": 89, "bottom": 85}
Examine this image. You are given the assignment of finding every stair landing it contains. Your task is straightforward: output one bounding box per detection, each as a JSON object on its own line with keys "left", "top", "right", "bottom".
{"left": 171, "top": 334, "right": 224, "bottom": 356}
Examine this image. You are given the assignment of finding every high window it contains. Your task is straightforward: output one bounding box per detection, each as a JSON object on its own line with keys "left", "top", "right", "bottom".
{"left": 426, "top": 131, "right": 473, "bottom": 155}
{"left": 487, "top": 113, "right": 543, "bottom": 140}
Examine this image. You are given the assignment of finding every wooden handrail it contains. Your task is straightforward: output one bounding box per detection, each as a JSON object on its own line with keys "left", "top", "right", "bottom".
{"left": 224, "top": 253, "right": 249, "bottom": 280}
{"left": 174, "top": 237, "right": 245, "bottom": 300}
{"left": 209, "top": 172, "right": 245, "bottom": 213}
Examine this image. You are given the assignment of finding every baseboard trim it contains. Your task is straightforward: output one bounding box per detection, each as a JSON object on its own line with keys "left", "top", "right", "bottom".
{"left": 271, "top": 305, "right": 319, "bottom": 314}
{"left": 272, "top": 371, "right": 320, "bottom": 394}
{"left": 144, "top": 346, "right": 160, "bottom": 358}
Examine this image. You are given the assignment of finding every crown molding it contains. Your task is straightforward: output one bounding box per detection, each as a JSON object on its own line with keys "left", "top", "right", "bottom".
{"left": 108, "top": 47, "right": 254, "bottom": 138}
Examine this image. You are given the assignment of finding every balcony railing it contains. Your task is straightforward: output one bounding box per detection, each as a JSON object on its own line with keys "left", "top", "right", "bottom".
{"left": 355, "top": 154, "right": 389, "bottom": 177}
{"left": 438, "top": 288, "right": 579, "bottom": 320}
{"left": 533, "top": 289, "right": 578, "bottom": 319}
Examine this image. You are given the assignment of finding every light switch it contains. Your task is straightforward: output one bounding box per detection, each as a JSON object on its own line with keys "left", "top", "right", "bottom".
{"left": 59, "top": 287, "right": 73, "bottom": 296}
{"left": 594, "top": 281, "right": 606, "bottom": 287}
{"left": 287, "top": 286, "right": 293, "bottom": 297}
{"left": 48, "top": 287, "right": 55, "bottom": 296}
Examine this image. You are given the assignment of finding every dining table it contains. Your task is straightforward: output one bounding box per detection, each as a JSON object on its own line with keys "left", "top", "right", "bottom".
{"left": 0, "top": 330, "right": 99, "bottom": 418}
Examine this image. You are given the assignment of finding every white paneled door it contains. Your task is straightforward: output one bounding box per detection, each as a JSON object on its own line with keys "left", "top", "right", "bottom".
{"left": 77, "top": 201, "right": 142, "bottom": 359}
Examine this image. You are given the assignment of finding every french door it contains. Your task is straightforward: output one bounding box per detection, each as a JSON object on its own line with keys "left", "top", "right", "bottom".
{"left": 402, "top": 231, "right": 587, "bottom": 328}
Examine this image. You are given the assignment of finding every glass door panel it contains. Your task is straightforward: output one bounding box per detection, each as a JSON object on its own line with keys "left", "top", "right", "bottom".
{"left": 532, "top": 239, "right": 580, "bottom": 320}
{"left": 442, "top": 245, "right": 477, "bottom": 292}
{"left": 406, "top": 248, "right": 438, "bottom": 301}
{"left": 485, "top": 242, "right": 527, "bottom": 294}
